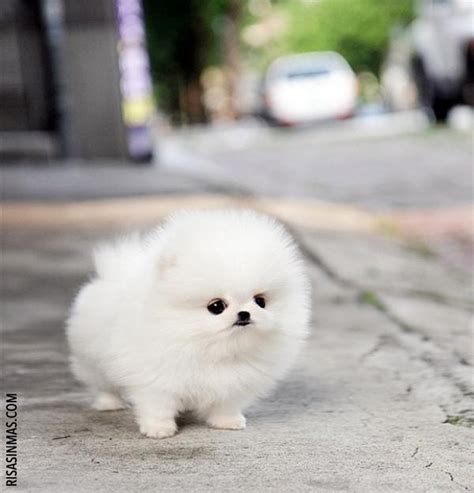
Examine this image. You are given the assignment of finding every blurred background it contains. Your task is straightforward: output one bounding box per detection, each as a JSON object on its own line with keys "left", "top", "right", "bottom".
{"left": 1, "top": 0, "right": 473, "bottom": 265}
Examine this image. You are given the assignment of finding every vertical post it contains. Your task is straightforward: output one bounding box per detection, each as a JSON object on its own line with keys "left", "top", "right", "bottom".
{"left": 62, "top": 0, "right": 128, "bottom": 159}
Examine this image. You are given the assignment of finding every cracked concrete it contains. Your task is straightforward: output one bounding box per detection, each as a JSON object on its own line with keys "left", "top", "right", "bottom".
{"left": 1, "top": 209, "right": 473, "bottom": 492}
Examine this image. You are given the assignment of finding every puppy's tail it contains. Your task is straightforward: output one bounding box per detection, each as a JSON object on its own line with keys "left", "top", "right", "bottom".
{"left": 93, "top": 234, "right": 145, "bottom": 281}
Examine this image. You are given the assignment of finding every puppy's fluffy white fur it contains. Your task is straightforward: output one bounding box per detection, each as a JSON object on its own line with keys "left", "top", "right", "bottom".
{"left": 66, "top": 209, "right": 310, "bottom": 438}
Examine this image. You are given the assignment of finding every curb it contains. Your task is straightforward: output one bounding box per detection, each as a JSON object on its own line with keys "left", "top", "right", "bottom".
{"left": 1, "top": 194, "right": 378, "bottom": 233}
{"left": 2, "top": 197, "right": 472, "bottom": 262}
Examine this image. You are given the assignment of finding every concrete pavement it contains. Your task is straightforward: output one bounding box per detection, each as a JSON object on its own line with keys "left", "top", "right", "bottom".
{"left": 2, "top": 196, "right": 473, "bottom": 492}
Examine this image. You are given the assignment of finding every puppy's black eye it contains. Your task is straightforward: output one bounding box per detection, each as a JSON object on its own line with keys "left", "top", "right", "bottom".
{"left": 207, "top": 299, "right": 227, "bottom": 315}
{"left": 254, "top": 296, "right": 266, "bottom": 308}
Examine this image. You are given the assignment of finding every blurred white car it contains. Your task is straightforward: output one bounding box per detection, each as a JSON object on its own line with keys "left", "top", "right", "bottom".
{"left": 262, "top": 52, "right": 359, "bottom": 126}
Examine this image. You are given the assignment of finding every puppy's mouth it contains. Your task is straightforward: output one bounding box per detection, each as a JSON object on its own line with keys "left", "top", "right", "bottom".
{"left": 233, "top": 320, "right": 253, "bottom": 327}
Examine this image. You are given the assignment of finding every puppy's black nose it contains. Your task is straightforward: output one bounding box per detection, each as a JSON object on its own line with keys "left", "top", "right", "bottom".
{"left": 237, "top": 311, "right": 250, "bottom": 322}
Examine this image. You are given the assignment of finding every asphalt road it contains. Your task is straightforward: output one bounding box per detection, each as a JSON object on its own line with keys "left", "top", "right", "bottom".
{"left": 160, "top": 115, "right": 473, "bottom": 210}
{"left": 3, "top": 113, "right": 472, "bottom": 211}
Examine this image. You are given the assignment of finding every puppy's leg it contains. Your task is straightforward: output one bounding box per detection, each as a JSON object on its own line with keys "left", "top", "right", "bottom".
{"left": 130, "top": 390, "right": 178, "bottom": 439}
{"left": 71, "top": 356, "right": 126, "bottom": 411}
{"left": 206, "top": 402, "right": 246, "bottom": 430}
{"left": 92, "top": 392, "right": 127, "bottom": 411}
{"left": 71, "top": 356, "right": 127, "bottom": 411}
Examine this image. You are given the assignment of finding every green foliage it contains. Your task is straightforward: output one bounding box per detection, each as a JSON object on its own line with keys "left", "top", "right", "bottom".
{"left": 142, "top": 0, "right": 230, "bottom": 119}
{"left": 143, "top": 0, "right": 228, "bottom": 78}
{"left": 357, "top": 290, "right": 386, "bottom": 311}
{"left": 278, "top": 0, "right": 414, "bottom": 74}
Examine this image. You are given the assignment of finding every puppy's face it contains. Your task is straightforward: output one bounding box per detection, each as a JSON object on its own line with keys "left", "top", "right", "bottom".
{"left": 203, "top": 291, "right": 275, "bottom": 335}
{"left": 152, "top": 210, "right": 310, "bottom": 345}
{"left": 157, "top": 262, "right": 284, "bottom": 339}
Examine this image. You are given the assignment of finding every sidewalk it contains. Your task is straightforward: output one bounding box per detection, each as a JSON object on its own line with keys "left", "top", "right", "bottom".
{"left": 2, "top": 195, "right": 472, "bottom": 492}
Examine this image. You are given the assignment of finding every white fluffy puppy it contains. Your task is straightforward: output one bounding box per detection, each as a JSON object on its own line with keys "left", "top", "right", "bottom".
{"left": 66, "top": 209, "right": 310, "bottom": 438}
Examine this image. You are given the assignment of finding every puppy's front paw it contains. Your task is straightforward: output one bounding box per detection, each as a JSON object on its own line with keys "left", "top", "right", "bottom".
{"left": 207, "top": 413, "right": 246, "bottom": 430}
{"left": 139, "top": 419, "right": 177, "bottom": 439}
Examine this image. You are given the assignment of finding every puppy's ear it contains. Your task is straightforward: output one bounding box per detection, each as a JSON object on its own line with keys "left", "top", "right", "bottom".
{"left": 158, "top": 252, "right": 177, "bottom": 276}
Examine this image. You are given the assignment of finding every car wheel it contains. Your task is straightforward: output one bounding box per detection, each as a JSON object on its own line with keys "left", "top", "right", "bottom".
{"left": 431, "top": 96, "right": 455, "bottom": 122}
{"left": 411, "top": 56, "right": 457, "bottom": 122}
{"left": 411, "top": 56, "right": 431, "bottom": 106}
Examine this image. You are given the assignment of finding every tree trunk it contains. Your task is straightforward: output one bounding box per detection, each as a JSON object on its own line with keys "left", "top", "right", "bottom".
{"left": 222, "top": 0, "right": 242, "bottom": 120}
